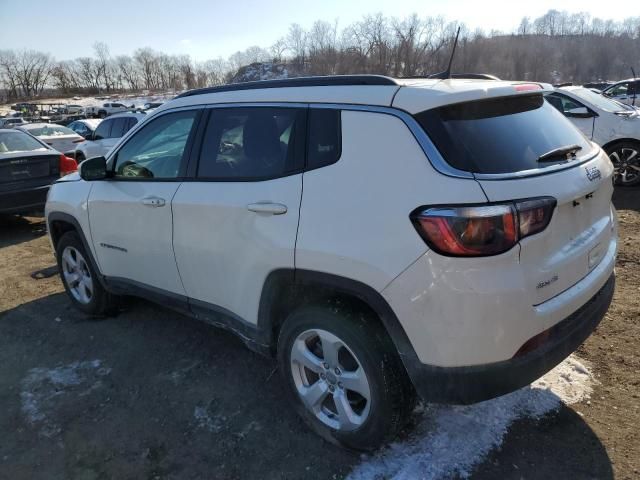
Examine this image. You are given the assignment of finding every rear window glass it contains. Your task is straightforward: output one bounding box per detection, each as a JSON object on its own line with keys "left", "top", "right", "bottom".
{"left": 26, "top": 125, "right": 76, "bottom": 137}
{"left": 415, "top": 95, "right": 593, "bottom": 174}
{"left": 0, "top": 131, "right": 46, "bottom": 153}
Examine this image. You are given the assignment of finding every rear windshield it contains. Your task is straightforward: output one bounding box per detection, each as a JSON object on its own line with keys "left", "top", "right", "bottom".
{"left": 415, "top": 95, "right": 593, "bottom": 174}
{"left": 0, "top": 131, "right": 46, "bottom": 153}
{"left": 26, "top": 125, "right": 76, "bottom": 137}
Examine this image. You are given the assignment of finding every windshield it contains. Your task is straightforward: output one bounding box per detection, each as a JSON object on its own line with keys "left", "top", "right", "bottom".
{"left": 568, "top": 87, "right": 629, "bottom": 112}
{"left": 415, "top": 94, "right": 593, "bottom": 174}
{"left": 0, "top": 131, "right": 47, "bottom": 153}
{"left": 26, "top": 125, "right": 77, "bottom": 137}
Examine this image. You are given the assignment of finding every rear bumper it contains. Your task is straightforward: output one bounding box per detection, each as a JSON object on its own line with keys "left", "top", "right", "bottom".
{"left": 406, "top": 273, "right": 614, "bottom": 404}
{"left": 0, "top": 184, "right": 50, "bottom": 214}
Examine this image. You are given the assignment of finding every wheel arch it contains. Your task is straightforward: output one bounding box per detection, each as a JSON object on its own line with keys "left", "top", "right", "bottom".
{"left": 258, "top": 269, "right": 422, "bottom": 376}
{"left": 601, "top": 137, "right": 640, "bottom": 153}
{"left": 47, "top": 212, "right": 106, "bottom": 287}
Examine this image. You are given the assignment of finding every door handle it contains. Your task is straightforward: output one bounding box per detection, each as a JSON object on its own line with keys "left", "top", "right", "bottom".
{"left": 142, "top": 196, "right": 166, "bottom": 207}
{"left": 247, "top": 202, "right": 287, "bottom": 215}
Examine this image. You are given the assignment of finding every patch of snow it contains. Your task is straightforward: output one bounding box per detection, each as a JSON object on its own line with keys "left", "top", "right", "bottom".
{"left": 20, "top": 360, "right": 111, "bottom": 438}
{"left": 194, "top": 404, "right": 226, "bottom": 433}
{"left": 348, "top": 355, "right": 593, "bottom": 480}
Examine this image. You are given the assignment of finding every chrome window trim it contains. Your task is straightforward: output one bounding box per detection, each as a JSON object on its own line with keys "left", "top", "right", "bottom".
{"left": 141, "top": 101, "right": 600, "bottom": 181}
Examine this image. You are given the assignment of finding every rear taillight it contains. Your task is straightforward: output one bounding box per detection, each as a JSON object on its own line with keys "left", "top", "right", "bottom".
{"left": 59, "top": 154, "right": 78, "bottom": 177}
{"left": 411, "top": 197, "right": 556, "bottom": 257}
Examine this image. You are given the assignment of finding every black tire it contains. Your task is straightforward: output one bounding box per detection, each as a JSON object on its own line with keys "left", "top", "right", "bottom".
{"left": 55, "top": 231, "right": 116, "bottom": 316}
{"left": 277, "top": 303, "right": 416, "bottom": 451}
{"left": 98, "top": 111, "right": 107, "bottom": 119}
{"left": 605, "top": 141, "right": 640, "bottom": 186}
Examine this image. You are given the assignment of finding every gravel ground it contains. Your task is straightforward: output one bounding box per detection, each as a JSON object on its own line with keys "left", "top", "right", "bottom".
{"left": 0, "top": 187, "right": 638, "bottom": 480}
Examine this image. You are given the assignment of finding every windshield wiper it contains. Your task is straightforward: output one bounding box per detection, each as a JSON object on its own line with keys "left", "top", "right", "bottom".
{"left": 538, "top": 144, "right": 582, "bottom": 162}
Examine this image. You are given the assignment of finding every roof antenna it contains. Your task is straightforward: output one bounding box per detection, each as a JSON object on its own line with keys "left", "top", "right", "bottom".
{"left": 632, "top": 66, "right": 637, "bottom": 78}
{"left": 429, "top": 26, "right": 461, "bottom": 79}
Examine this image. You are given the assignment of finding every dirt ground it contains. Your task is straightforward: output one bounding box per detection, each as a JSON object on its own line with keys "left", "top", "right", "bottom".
{"left": 0, "top": 187, "right": 638, "bottom": 480}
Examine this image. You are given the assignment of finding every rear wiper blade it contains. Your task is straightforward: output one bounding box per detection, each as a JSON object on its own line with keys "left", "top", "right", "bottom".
{"left": 538, "top": 144, "right": 582, "bottom": 162}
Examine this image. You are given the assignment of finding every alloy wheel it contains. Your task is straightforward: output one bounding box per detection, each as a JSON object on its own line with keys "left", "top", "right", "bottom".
{"left": 61, "top": 246, "right": 93, "bottom": 305}
{"left": 609, "top": 146, "right": 640, "bottom": 185}
{"left": 290, "top": 328, "right": 371, "bottom": 431}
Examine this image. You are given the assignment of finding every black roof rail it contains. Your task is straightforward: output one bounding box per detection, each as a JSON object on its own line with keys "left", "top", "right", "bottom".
{"left": 175, "top": 75, "right": 399, "bottom": 98}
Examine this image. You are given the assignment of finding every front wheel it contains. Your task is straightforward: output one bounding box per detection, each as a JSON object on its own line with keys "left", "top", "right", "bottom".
{"left": 56, "top": 231, "right": 116, "bottom": 316}
{"left": 606, "top": 141, "right": 640, "bottom": 186}
{"left": 277, "top": 304, "right": 415, "bottom": 451}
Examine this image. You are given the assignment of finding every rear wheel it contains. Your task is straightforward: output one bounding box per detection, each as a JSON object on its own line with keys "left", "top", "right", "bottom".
{"left": 277, "top": 304, "right": 415, "bottom": 451}
{"left": 56, "top": 231, "right": 116, "bottom": 316}
{"left": 606, "top": 141, "right": 640, "bottom": 186}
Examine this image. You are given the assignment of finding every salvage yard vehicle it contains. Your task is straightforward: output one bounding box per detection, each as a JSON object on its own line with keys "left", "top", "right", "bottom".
{"left": 85, "top": 102, "right": 130, "bottom": 119}
{"left": 546, "top": 86, "right": 640, "bottom": 185}
{"left": 602, "top": 78, "right": 638, "bottom": 106}
{"left": 1, "top": 129, "right": 77, "bottom": 214}
{"left": 73, "top": 112, "right": 144, "bottom": 163}
{"left": 45, "top": 75, "right": 617, "bottom": 451}
{"left": 16, "top": 123, "right": 85, "bottom": 158}
{"left": 0, "top": 117, "right": 28, "bottom": 128}
{"left": 67, "top": 118, "right": 102, "bottom": 139}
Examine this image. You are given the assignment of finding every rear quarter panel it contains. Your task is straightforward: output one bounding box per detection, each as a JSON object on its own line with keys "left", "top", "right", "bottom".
{"left": 296, "top": 109, "right": 488, "bottom": 291}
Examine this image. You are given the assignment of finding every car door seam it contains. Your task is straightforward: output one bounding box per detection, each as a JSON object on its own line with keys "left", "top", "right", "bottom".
{"left": 170, "top": 182, "right": 188, "bottom": 296}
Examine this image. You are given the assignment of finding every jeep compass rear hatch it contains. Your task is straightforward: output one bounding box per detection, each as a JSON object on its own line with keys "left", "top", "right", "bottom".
{"left": 415, "top": 94, "right": 615, "bottom": 304}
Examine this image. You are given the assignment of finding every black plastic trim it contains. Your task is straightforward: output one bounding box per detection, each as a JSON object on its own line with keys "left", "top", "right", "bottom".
{"left": 257, "top": 269, "right": 420, "bottom": 372}
{"left": 46, "top": 212, "right": 108, "bottom": 289}
{"left": 176, "top": 75, "right": 398, "bottom": 98}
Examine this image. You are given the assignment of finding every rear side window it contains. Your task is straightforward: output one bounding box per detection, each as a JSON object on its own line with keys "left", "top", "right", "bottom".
{"left": 415, "top": 95, "right": 593, "bottom": 174}
{"left": 197, "top": 107, "right": 305, "bottom": 180}
{"left": 93, "top": 119, "right": 112, "bottom": 140}
{"left": 307, "top": 109, "right": 341, "bottom": 170}
{"left": 109, "top": 118, "right": 129, "bottom": 138}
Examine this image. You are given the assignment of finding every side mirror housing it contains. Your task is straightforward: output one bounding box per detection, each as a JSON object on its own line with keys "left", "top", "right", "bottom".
{"left": 79, "top": 156, "right": 108, "bottom": 181}
{"left": 566, "top": 107, "right": 594, "bottom": 118}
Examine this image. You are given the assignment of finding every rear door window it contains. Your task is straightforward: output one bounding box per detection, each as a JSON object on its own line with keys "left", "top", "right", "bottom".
{"left": 197, "top": 107, "right": 305, "bottom": 179}
{"left": 415, "top": 95, "right": 593, "bottom": 174}
{"left": 307, "top": 109, "right": 341, "bottom": 170}
{"left": 93, "top": 119, "right": 112, "bottom": 140}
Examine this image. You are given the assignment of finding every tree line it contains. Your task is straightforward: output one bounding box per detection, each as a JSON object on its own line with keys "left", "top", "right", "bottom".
{"left": 1, "top": 9, "right": 639, "bottom": 101}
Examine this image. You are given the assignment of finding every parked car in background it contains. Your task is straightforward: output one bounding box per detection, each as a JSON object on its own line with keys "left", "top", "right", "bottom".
{"left": 546, "top": 86, "right": 640, "bottom": 185}
{"left": 602, "top": 78, "right": 639, "bottom": 106}
{"left": 64, "top": 104, "right": 84, "bottom": 115}
{"left": 16, "top": 123, "right": 85, "bottom": 158}
{"left": 74, "top": 112, "right": 144, "bottom": 162}
{"left": 0, "top": 129, "right": 77, "bottom": 214}
{"left": 67, "top": 119, "right": 102, "bottom": 139}
{"left": 0, "top": 117, "right": 28, "bottom": 128}
{"left": 583, "top": 81, "right": 614, "bottom": 91}
{"left": 46, "top": 75, "right": 616, "bottom": 450}
{"left": 85, "top": 102, "right": 130, "bottom": 119}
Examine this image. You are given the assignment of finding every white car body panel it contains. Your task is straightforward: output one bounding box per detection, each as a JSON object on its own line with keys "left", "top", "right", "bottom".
{"left": 87, "top": 181, "right": 186, "bottom": 295}
{"left": 296, "top": 110, "right": 486, "bottom": 292}
{"left": 555, "top": 86, "right": 640, "bottom": 146}
{"left": 172, "top": 175, "right": 302, "bottom": 324}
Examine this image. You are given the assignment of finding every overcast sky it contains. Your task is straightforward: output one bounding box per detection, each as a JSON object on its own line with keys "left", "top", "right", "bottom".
{"left": 0, "top": 0, "right": 635, "bottom": 61}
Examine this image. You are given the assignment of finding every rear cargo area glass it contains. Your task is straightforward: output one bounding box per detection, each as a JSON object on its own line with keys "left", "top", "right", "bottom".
{"left": 415, "top": 95, "right": 593, "bottom": 174}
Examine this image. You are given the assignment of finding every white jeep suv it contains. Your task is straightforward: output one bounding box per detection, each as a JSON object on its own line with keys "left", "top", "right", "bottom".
{"left": 45, "top": 75, "right": 617, "bottom": 450}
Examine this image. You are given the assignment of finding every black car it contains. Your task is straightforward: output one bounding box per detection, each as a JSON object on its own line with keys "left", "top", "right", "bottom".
{"left": 0, "top": 129, "right": 77, "bottom": 215}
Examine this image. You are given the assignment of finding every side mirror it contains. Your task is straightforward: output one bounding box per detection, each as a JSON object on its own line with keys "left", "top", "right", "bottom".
{"left": 565, "top": 107, "right": 594, "bottom": 118}
{"left": 84, "top": 131, "right": 94, "bottom": 141}
{"left": 79, "top": 156, "right": 108, "bottom": 181}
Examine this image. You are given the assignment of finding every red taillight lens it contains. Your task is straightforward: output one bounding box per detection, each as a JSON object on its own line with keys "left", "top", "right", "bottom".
{"left": 515, "top": 198, "right": 556, "bottom": 238}
{"left": 411, "top": 197, "right": 556, "bottom": 257}
{"left": 59, "top": 154, "right": 78, "bottom": 177}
